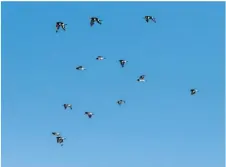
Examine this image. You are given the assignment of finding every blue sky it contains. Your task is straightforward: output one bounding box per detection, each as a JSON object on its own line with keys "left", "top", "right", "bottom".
{"left": 1, "top": 2, "right": 225, "bottom": 167}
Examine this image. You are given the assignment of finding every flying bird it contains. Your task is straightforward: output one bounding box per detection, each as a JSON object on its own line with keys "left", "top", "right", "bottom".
{"left": 96, "top": 56, "right": 106, "bottom": 60}
{"left": 119, "top": 60, "right": 128, "bottom": 68}
{"left": 52, "top": 132, "right": 61, "bottom": 136}
{"left": 144, "top": 16, "right": 156, "bottom": 23}
{"left": 84, "top": 112, "right": 94, "bottom": 118}
{"left": 190, "top": 89, "right": 198, "bottom": 95}
{"left": 90, "top": 17, "right": 102, "bottom": 27}
{"left": 63, "top": 104, "right": 72, "bottom": 110}
{"left": 117, "top": 100, "right": 126, "bottom": 105}
{"left": 56, "top": 136, "right": 66, "bottom": 146}
{"left": 56, "top": 22, "right": 67, "bottom": 32}
{"left": 76, "top": 66, "right": 86, "bottom": 71}
{"left": 137, "top": 75, "right": 146, "bottom": 82}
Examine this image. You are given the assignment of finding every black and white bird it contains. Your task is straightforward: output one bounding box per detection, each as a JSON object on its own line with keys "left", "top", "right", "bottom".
{"left": 117, "top": 100, "right": 126, "bottom": 105}
{"left": 56, "top": 22, "right": 67, "bottom": 32}
{"left": 90, "top": 17, "right": 102, "bottom": 27}
{"left": 52, "top": 132, "right": 61, "bottom": 136}
{"left": 76, "top": 66, "right": 86, "bottom": 71}
{"left": 96, "top": 56, "right": 105, "bottom": 60}
{"left": 137, "top": 75, "right": 146, "bottom": 82}
{"left": 63, "top": 104, "right": 72, "bottom": 110}
{"left": 119, "top": 60, "right": 128, "bottom": 68}
{"left": 190, "top": 88, "right": 199, "bottom": 95}
{"left": 144, "top": 16, "right": 156, "bottom": 23}
{"left": 56, "top": 136, "right": 66, "bottom": 146}
{"left": 84, "top": 112, "right": 94, "bottom": 118}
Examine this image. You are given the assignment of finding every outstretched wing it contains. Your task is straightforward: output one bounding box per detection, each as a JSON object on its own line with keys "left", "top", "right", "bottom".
{"left": 90, "top": 19, "right": 95, "bottom": 27}
{"left": 61, "top": 24, "right": 67, "bottom": 31}
{"left": 97, "top": 20, "right": 102, "bottom": 24}
{"left": 56, "top": 23, "right": 60, "bottom": 32}
{"left": 76, "top": 66, "right": 82, "bottom": 70}
{"left": 152, "top": 18, "right": 156, "bottom": 23}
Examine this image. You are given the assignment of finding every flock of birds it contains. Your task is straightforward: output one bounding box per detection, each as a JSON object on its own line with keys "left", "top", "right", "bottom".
{"left": 51, "top": 16, "right": 199, "bottom": 146}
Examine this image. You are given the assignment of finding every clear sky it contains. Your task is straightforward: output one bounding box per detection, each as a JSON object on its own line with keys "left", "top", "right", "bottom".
{"left": 1, "top": 1, "right": 225, "bottom": 167}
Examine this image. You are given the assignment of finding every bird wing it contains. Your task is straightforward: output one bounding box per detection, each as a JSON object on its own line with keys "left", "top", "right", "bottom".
{"left": 61, "top": 25, "right": 66, "bottom": 31}
{"left": 97, "top": 19, "right": 102, "bottom": 24}
{"left": 90, "top": 20, "right": 95, "bottom": 26}
{"left": 56, "top": 137, "right": 61, "bottom": 142}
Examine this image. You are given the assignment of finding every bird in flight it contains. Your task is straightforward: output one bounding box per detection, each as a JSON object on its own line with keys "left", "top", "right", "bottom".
{"left": 63, "top": 104, "right": 72, "bottom": 110}
{"left": 84, "top": 112, "right": 94, "bottom": 118}
{"left": 90, "top": 17, "right": 102, "bottom": 27}
{"left": 76, "top": 66, "right": 86, "bottom": 71}
{"left": 144, "top": 16, "right": 156, "bottom": 23}
{"left": 137, "top": 75, "right": 146, "bottom": 82}
{"left": 119, "top": 60, "right": 128, "bottom": 68}
{"left": 190, "top": 88, "right": 199, "bottom": 95}
{"left": 96, "top": 56, "right": 106, "bottom": 60}
{"left": 117, "top": 100, "right": 126, "bottom": 105}
{"left": 56, "top": 22, "right": 67, "bottom": 32}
